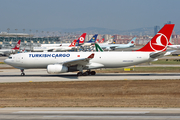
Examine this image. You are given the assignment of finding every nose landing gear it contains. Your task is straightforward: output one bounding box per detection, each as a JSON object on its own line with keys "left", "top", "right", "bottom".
{"left": 21, "top": 69, "right": 25, "bottom": 76}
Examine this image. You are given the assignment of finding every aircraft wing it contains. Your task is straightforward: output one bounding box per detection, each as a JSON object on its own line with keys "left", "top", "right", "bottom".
{"left": 61, "top": 53, "right": 94, "bottom": 67}
{"left": 150, "top": 51, "right": 167, "bottom": 58}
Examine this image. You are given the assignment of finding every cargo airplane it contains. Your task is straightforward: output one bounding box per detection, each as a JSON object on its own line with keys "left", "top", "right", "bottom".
{"left": 4, "top": 24, "right": 174, "bottom": 76}
{"left": 0, "top": 40, "right": 21, "bottom": 56}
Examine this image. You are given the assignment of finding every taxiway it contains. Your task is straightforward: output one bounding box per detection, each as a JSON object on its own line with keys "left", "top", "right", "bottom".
{"left": 0, "top": 107, "right": 180, "bottom": 120}
{"left": 0, "top": 69, "right": 180, "bottom": 83}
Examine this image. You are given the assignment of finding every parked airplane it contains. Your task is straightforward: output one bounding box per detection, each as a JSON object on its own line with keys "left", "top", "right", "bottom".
{"left": 32, "top": 39, "right": 77, "bottom": 52}
{"left": 4, "top": 24, "right": 174, "bottom": 76}
{"left": 95, "top": 43, "right": 103, "bottom": 52}
{"left": 40, "top": 33, "right": 86, "bottom": 47}
{"left": 168, "top": 42, "right": 180, "bottom": 49}
{"left": 0, "top": 40, "right": 21, "bottom": 56}
{"left": 99, "top": 37, "right": 136, "bottom": 50}
{"left": 99, "top": 38, "right": 105, "bottom": 43}
{"left": 78, "top": 34, "right": 98, "bottom": 46}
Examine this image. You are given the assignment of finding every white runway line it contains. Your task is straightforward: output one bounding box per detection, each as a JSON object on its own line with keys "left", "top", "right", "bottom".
{"left": 13, "top": 111, "right": 149, "bottom": 114}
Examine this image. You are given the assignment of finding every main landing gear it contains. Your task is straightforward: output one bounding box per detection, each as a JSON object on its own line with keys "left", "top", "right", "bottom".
{"left": 77, "top": 70, "right": 96, "bottom": 76}
{"left": 21, "top": 69, "right": 25, "bottom": 76}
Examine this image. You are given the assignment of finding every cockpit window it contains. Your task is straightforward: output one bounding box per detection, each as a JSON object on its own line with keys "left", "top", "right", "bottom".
{"left": 8, "top": 57, "right": 12, "bottom": 59}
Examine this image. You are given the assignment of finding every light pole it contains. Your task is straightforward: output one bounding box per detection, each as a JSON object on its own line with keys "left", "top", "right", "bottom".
{"left": 36, "top": 30, "right": 38, "bottom": 43}
{"left": 15, "top": 29, "right": 18, "bottom": 43}
{"left": 23, "top": 29, "right": 25, "bottom": 43}
{"left": 29, "top": 29, "right": 31, "bottom": 51}
{"left": 7, "top": 28, "right": 10, "bottom": 43}
{"left": 47, "top": 31, "right": 49, "bottom": 43}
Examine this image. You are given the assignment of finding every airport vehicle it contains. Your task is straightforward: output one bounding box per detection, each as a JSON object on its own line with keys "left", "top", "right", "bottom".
{"left": 4, "top": 24, "right": 174, "bottom": 76}
{"left": 99, "top": 37, "right": 136, "bottom": 50}
{"left": 0, "top": 40, "right": 21, "bottom": 56}
{"left": 32, "top": 39, "right": 77, "bottom": 52}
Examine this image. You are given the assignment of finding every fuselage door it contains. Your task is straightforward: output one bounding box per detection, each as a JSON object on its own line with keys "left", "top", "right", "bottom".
{"left": 16, "top": 55, "right": 21, "bottom": 62}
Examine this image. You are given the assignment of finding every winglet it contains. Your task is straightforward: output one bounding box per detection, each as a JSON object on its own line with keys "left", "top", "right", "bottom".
{"left": 136, "top": 24, "right": 175, "bottom": 52}
{"left": 88, "top": 53, "right": 94, "bottom": 59}
{"left": 12, "top": 40, "right": 21, "bottom": 50}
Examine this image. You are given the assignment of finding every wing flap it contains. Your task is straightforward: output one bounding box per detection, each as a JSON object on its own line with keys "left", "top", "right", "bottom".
{"left": 62, "top": 53, "right": 94, "bottom": 67}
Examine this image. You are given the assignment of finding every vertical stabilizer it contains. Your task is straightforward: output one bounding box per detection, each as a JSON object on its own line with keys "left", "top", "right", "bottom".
{"left": 12, "top": 40, "right": 21, "bottom": 50}
{"left": 136, "top": 24, "right": 174, "bottom": 52}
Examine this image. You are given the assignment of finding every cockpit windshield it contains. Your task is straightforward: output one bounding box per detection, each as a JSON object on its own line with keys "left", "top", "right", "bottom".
{"left": 8, "top": 56, "right": 12, "bottom": 59}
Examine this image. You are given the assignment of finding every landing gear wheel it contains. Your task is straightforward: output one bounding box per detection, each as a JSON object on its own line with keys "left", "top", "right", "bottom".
{"left": 90, "top": 71, "right": 96, "bottom": 75}
{"left": 77, "top": 72, "right": 83, "bottom": 76}
{"left": 20, "top": 69, "right": 25, "bottom": 76}
{"left": 83, "top": 72, "right": 88, "bottom": 76}
{"left": 21, "top": 73, "right": 25, "bottom": 76}
{"left": 86, "top": 71, "right": 91, "bottom": 75}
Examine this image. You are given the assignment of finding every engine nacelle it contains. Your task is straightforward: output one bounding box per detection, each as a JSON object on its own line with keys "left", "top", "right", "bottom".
{"left": 47, "top": 64, "right": 68, "bottom": 73}
{"left": 11, "top": 49, "right": 16, "bottom": 53}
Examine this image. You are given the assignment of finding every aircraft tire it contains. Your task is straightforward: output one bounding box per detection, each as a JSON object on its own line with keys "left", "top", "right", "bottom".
{"left": 21, "top": 73, "right": 25, "bottom": 76}
{"left": 90, "top": 71, "right": 96, "bottom": 75}
{"left": 86, "top": 71, "right": 91, "bottom": 75}
{"left": 77, "top": 72, "right": 83, "bottom": 76}
{"left": 83, "top": 72, "right": 88, "bottom": 76}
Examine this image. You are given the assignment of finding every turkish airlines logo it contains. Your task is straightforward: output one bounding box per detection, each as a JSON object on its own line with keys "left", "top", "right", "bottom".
{"left": 79, "top": 37, "right": 84, "bottom": 41}
{"left": 71, "top": 41, "right": 75, "bottom": 46}
{"left": 150, "top": 33, "right": 168, "bottom": 51}
{"left": 16, "top": 44, "right": 20, "bottom": 48}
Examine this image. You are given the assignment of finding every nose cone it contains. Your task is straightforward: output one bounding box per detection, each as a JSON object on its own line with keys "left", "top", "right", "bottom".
{"left": 4, "top": 58, "right": 11, "bottom": 65}
{"left": 4, "top": 59, "right": 9, "bottom": 64}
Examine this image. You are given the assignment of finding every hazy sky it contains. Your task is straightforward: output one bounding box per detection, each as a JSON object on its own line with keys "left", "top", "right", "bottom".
{"left": 0, "top": 0, "right": 180, "bottom": 32}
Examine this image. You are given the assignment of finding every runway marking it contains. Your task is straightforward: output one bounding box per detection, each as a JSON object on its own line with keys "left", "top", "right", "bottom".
{"left": 13, "top": 111, "right": 149, "bottom": 114}
{"left": 42, "top": 115, "right": 180, "bottom": 119}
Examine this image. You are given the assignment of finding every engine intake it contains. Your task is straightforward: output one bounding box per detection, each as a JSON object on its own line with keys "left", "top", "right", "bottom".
{"left": 47, "top": 64, "right": 68, "bottom": 73}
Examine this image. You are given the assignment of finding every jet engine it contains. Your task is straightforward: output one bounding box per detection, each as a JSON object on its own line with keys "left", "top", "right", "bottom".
{"left": 11, "top": 49, "right": 16, "bottom": 54}
{"left": 47, "top": 64, "right": 68, "bottom": 73}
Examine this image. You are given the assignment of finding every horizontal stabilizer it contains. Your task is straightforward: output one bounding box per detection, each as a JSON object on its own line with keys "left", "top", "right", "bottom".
{"left": 150, "top": 51, "right": 166, "bottom": 58}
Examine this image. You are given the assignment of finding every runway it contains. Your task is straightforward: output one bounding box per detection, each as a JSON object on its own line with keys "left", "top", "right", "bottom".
{"left": 0, "top": 69, "right": 180, "bottom": 83}
{"left": 0, "top": 107, "right": 180, "bottom": 120}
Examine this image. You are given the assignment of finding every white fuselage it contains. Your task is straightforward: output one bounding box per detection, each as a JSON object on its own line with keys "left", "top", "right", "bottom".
{"left": 168, "top": 45, "right": 180, "bottom": 49}
{"left": 5, "top": 52, "right": 152, "bottom": 70}
{"left": 0, "top": 49, "right": 15, "bottom": 55}
{"left": 32, "top": 46, "right": 75, "bottom": 52}
{"left": 100, "top": 44, "right": 134, "bottom": 50}
{"left": 41, "top": 43, "right": 71, "bottom": 47}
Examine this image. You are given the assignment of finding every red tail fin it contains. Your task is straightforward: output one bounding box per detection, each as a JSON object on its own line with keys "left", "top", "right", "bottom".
{"left": 99, "top": 38, "right": 104, "bottom": 43}
{"left": 96, "top": 39, "right": 99, "bottom": 43}
{"left": 168, "top": 42, "right": 173, "bottom": 45}
{"left": 12, "top": 40, "right": 21, "bottom": 50}
{"left": 77, "top": 33, "right": 86, "bottom": 44}
{"left": 137, "top": 24, "right": 174, "bottom": 52}
{"left": 69, "top": 39, "right": 77, "bottom": 47}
